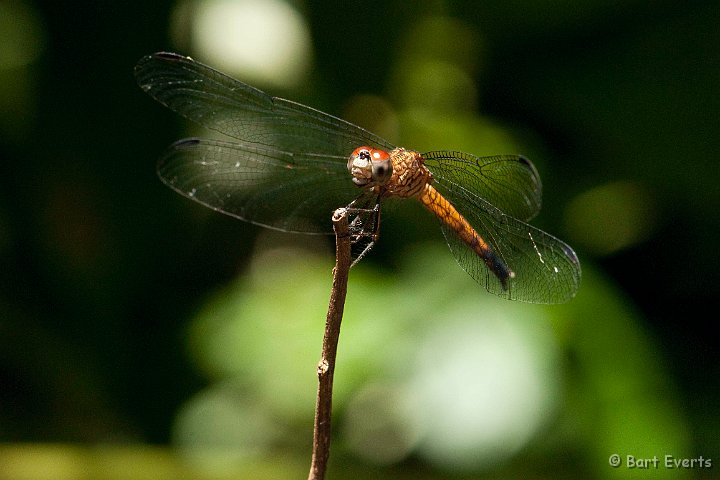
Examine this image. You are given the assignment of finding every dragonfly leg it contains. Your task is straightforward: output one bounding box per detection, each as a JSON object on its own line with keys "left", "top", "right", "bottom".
{"left": 345, "top": 195, "right": 381, "bottom": 267}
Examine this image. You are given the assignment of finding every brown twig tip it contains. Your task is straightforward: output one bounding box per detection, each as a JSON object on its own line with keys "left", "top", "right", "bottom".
{"left": 332, "top": 207, "right": 348, "bottom": 223}
{"left": 308, "top": 208, "right": 352, "bottom": 480}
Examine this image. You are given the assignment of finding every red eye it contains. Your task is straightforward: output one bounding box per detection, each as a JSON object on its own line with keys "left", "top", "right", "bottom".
{"left": 351, "top": 146, "right": 390, "bottom": 161}
{"left": 351, "top": 146, "right": 371, "bottom": 160}
{"left": 371, "top": 149, "right": 390, "bottom": 161}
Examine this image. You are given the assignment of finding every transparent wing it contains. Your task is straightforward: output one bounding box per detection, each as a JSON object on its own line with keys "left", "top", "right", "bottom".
{"left": 430, "top": 178, "right": 580, "bottom": 303}
{"left": 158, "top": 138, "right": 362, "bottom": 233}
{"left": 423, "top": 151, "right": 541, "bottom": 221}
{"left": 135, "top": 52, "right": 395, "bottom": 155}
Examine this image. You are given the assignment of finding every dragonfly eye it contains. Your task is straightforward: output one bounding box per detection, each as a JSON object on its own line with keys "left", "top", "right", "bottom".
{"left": 371, "top": 156, "right": 392, "bottom": 183}
{"left": 349, "top": 147, "right": 392, "bottom": 187}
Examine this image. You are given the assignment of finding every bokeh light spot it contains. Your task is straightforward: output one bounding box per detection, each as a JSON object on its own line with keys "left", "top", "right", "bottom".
{"left": 565, "top": 180, "right": 658, "bottom": 255}
{"left": 173, "top": 0, "right": 312, "bottom": 88}
{"left": 406, "top": 303, "right": 560, "bottom": 471}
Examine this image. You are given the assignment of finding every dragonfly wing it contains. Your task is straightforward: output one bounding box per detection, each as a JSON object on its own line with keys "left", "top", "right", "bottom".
{"left": 135, "top": 52, "right": 395, "bottom": 156}
{"left": 431, "top": 179, "right": 580, "bottom": 303}
{"left": 423, "top": 151, "right": 542, "bottom": 221}
{"left": 158, "top": 138, "right": 360, "bottom": 233}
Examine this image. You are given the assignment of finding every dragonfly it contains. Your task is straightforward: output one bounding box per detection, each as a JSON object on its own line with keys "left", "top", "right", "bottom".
{"left": 135, "top": 52, "right": 580, "bottom": 303}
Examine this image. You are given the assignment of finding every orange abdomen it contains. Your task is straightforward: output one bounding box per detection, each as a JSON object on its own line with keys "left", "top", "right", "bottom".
{"left": 418, "top": 184, "right": 514, "bottom": 289}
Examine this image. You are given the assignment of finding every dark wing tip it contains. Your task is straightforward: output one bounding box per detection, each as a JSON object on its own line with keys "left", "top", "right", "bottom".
{"left": 170, "top": 137, "right": 202, "bottom": 148}
{"left": 555, "top": 244, "right": 582, "bottom": 303}
{"left": 564, "top": 243, "right": 582, "bottom": 272}
{"left": 137, "top": 51, "right": 186, "bottom": 65}
{"left": 156, "top": 138, "right": 202, "bottom": 173}
{"left": 134, "top": 52, "right": 188, "bottom": 80}
{"left": 153, "top": 52, "right": 186, "bottom": 61}
{"left": 518, "top": 154, "right": 539, "bottom": 176}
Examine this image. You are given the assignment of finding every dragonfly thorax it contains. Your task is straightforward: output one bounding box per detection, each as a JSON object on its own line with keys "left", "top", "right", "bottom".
{"left": 385, "top": 148, "right": 433, "bottom": 198}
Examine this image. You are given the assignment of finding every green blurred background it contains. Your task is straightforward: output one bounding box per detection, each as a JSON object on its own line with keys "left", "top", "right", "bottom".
{"left": 1, "top": 0, "right": 718, "bottom": 478}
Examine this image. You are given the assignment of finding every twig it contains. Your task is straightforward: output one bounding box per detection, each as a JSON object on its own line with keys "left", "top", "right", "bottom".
{"left": 307, "top": 208, "right": 352, "bottom": 480}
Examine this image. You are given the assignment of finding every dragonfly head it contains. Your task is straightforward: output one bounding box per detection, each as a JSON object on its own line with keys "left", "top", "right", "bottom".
{"left": 348, "top": 147, "right": 393, "bottom": 188}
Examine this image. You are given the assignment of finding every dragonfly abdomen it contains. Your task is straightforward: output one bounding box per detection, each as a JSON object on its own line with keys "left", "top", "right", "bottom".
{"left": 418, "top": 183, "right": 514, "bottom": 289}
